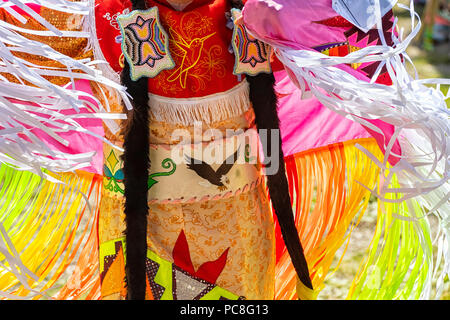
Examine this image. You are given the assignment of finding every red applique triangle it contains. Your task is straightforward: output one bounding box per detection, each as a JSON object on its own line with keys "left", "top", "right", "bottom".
{"left": 172, "top": 230, "right": 230, "bottom": 284}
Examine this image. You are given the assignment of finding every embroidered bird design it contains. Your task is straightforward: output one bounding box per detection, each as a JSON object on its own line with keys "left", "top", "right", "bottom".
{"left": 185, "top": 148, "right": 240, "bottom": 191}
{"left": 167, "top": 28, "right": 216, "bottom": 88}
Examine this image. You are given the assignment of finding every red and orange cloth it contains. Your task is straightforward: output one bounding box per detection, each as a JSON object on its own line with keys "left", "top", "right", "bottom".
{"left": 96, "top": 0, "right": 240, "bottom": 98}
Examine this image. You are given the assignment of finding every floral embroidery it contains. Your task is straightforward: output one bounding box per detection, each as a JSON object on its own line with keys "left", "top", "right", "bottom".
{"left": 190, "top": 44, "right": 227, "bottom": 91}
{"left": 100, "top": 184, "right": 275, "bottom": 299}
{"left": 154, "top": 10, "right": 229, "bottom": 93}
{"left": 103, "top": 8, "right": 130, "bottom": 30}
{"left": 166, "top": 27, "right": 216, "bottom": 88}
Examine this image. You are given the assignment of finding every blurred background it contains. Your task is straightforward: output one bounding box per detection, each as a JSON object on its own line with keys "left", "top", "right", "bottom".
{"left": 318, "top": 0, "right": 450, "bottom": 300}
{"left": 407, "top": 0, "right": 449, "bottom": 105}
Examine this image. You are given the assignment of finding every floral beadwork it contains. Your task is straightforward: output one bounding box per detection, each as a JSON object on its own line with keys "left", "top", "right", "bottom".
{"left": 230, "top": 9, "right": 272, "bottom": 76}
{"left": 118, "top": 7, "right": 175, "bottom": 80}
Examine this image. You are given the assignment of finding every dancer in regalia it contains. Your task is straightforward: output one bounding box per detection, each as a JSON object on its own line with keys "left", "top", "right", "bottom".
{"left": 0, "top": 0, "right": 448, "bottom": 300}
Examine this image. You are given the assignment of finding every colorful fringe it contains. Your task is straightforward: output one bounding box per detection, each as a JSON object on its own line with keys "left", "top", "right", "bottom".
{"left": 348, "top": 176, "right": 433, "bottom": 299}
{"left": 274, "top": 138, "right": 383, "bottom": 299}
{"left": 0, "top": 165, "right": 101, "bottom": 299}
{"left": 0, "top": 137, "right": 442, "bottom": 300}
{"left": 274, "top": 138, "right": 443, "bottom": 300}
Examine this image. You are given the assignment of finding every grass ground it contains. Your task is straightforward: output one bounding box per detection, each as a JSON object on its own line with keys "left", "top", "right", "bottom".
{"left": 318, "top": 1, "right": 449, "bottom": 300}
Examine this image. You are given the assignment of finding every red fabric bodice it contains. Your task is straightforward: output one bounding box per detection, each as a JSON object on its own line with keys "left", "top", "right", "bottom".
{"left": 95, "top": 0, "right": 240, "bottom": 98}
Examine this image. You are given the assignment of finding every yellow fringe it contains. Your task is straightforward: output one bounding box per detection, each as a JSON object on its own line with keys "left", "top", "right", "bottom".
{"left": 0, "top": 167, "right": 101, "bottom": 299}
{"left": 296, "top": 277, "right": 320, "bottom": 300}
{"left": 347, "top": 174, "right": 432, "bottom": 300}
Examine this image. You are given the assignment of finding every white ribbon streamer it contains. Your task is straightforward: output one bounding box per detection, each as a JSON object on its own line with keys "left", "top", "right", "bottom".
{"left": 0, "top": 0, "right": 131, "bottom": 177}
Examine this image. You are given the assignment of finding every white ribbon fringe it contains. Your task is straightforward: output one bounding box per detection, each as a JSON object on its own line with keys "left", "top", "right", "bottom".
{"left": 0, "top": 0, "right": 130, "bottom": 177}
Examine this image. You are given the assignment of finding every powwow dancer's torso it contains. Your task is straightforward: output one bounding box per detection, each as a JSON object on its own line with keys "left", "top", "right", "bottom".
{"left": 1, "top": 0, "right": 447, "bottom": 301}
{"left": 97, "top": 0, "right": 275, "bottom": 300}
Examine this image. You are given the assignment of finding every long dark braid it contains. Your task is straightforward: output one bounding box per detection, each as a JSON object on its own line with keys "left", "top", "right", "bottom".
{"left": 228, "top": 0, "right": 313, "bottom": 293}
{"left": 121, "top": 0, "right": 150, "bottom": 300}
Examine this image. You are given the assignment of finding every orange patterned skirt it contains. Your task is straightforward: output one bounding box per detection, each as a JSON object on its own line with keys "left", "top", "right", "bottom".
{"left": 98, "top": 84, "right": 276, "bottom": 300}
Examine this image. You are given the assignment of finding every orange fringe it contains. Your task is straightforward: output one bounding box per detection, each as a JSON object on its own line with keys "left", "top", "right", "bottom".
{"left": 274, "top": 138, "right": 382, "bottom": 299}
